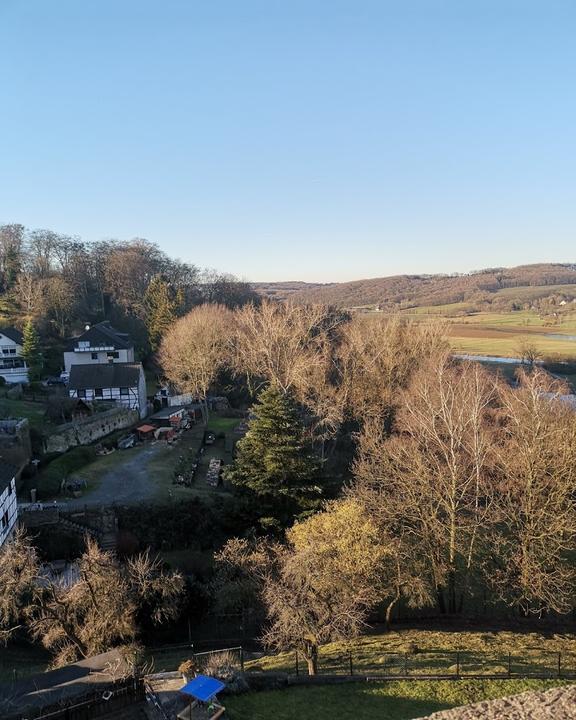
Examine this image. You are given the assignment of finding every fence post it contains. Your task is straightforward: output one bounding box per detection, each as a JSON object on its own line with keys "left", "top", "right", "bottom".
{"left": 558, "top": 652, "right": 562, "bottom": 678}
{"left": 240, "top": 647, "right": 244, "bottom": 672}
{"left": 507, "top": 652, "right": 512, "bottom": 678}
{"left": 455, "top": 652, "right": 460, "bottom": 677}
{"left": 349, "top": 650, "right": 353, "bottom": 676}
{"left": 404, "top": 653, "right": 409, "bottom": 676}
{"left": 295, "top": 650, "right": 299, "bottom": 676}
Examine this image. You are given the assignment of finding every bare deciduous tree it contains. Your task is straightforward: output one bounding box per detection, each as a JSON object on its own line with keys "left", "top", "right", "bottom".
{"left": 13, "top": 272, "right": 46, "bottom": 317}
{"left": 233, "top": 300, "right": 340, "bottom": 396}
{"left": 338, "top": 315, "right": 447, "bottom": 429}
{"left": 353, "top": 354, "right": 499, "bottom": 614}
{"left": 0, "top": 533, "right": 184, "bottom": 667}
{"left": 490, "top": 368, "right": 576, "bottom": 615}
{"left": 515, "top": 337, "right": 541, "bottom": 367}
{"left": 159, "top": 303, "right": 234, "bottom": 422}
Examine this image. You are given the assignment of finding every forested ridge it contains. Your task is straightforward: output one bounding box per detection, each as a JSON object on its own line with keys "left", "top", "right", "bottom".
{"left": 0, "top": 223, "right": 258, "bottom": 370}
{"left": 261, "top": 263, "right": 576, "bottom": 310}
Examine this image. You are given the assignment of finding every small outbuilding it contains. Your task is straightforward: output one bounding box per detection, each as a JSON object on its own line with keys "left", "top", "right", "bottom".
{"left": 136, "top": 424, "right": 156, "bottom": 441}
{"left": 179, "top": 675, "right": 226, "bottom": 720}
{"left": 149, "top": 405, "right": 190, "bottom": 429}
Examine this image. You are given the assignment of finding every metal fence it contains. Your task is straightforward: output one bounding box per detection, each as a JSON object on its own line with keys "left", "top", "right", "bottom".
{"left": 146, "top": 643, "right": 245, "bottom": 675}
{"left": 146, "top": 642, "right": 576, "bottom": 680}
{"left": 12, "top": 678, "right": 145, "bottom": 720}
{"left": 291, "top": 649, "right": 576, "bottom": 679}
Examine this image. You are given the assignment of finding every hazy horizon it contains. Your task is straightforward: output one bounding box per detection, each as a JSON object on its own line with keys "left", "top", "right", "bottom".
{"left": 2, "top": 1, "right": 575, "bottom": 282}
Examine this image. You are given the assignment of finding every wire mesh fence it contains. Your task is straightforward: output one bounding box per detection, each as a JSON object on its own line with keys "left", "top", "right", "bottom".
{"left": 287, "top": 649, "right": 576, "bottom": 679}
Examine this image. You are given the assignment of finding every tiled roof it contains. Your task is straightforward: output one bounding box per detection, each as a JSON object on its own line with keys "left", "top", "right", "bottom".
{"left": 0, "top": 327, "right": 24, "bottom": 345}
{"left": 68, "top": 363, "right": 142, "bottom": 390}
{"left": 65, "top": 321, "right": 133, "bottom": 351}
{"left": 0, "top": 461, "right": 17, "bottom": 493}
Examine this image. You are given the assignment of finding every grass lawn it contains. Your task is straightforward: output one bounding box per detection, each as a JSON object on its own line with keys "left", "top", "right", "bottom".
{"left": 246, "top": 629, "right": 576, "bottom": 677}
{"left": 148, "top": 427, "right": 234, "bottom": 504}
{"left": 72, "top": 447, "right": 139, "bottom": 481}
{"left": 225, "top": 679, "right": 573, "bottom": 720}
{"left": 207, "top": 415, "right": 241, "bottom": 433}
{"left": 0, "top": 644, "right": 52, "bottom": 683}
{"left": 0, "top": 396, "right": 50, "bottom": 431}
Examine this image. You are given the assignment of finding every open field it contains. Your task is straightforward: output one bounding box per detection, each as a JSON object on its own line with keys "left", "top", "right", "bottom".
{"left": 394, "top": 309, "right": 576, "bottom": 359}
{"left": 225, "top": 679, "right": 573, "bottom": 720}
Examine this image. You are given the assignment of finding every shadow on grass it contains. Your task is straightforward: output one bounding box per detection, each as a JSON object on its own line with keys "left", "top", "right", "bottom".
{"left": 225, "top": 684, "right": 450, "bottom": 720}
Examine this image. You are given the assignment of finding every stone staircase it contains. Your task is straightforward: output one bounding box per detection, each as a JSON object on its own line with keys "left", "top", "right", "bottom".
{"left": 57, "top": 516, "right": 118, "bottom": 553}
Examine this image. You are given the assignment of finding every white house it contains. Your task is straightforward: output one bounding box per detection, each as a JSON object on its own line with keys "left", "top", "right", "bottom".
{"left": 0, "top": 327, "right": 29, "bottom": 384}
{"left": 63, "top": 321, "right": 135, "bottom": 373}
{"left": 154, "top": 384, "right": 195, "bottom": 408}
{"left": 68, "top": 363, "right": 148, "bottom": 419}
{"left": 0, "top": 463, "right": 18, "bottom": 547}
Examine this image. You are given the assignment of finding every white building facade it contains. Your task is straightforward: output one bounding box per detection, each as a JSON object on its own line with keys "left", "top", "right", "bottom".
{"left": 68, "top": 363, "right": 148, "bottom": 419}
{"left": 0, "top": 328, "right": 29, "bottom": 384}
{"left": 0, "top": 464, "right": 18, "bottom": 547}
{"left": 63, "top": 322, "right": 135, "bottom": 373}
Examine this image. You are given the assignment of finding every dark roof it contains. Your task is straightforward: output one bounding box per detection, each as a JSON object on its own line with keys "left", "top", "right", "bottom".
{"left": 149, "top": 405, "right": 188, "bottom": 420}
{"left": 65, "top": 321, "right": 133, "bottom": 351}
{"left": 0, "top": 648, "right": 132, "bottom": 716}
{"left": 0, "top": 327, "right": 23, "bottom": 345}
{"left": 68, "top": 363, "right": 142, "bottom": 390}
{"left": 0, "top": 462, "right": 17, "bottom": 493}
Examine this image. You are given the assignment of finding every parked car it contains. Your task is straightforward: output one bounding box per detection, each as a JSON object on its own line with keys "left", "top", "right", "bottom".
{"left": 118, "top": 434, "right": 136, "bottom": 450}
{"left": 44, "top": 376, "right": 66, "bottom": 386}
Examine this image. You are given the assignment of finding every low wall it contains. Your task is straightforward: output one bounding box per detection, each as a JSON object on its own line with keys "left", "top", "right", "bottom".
{"left": 0, "top": 418, "right": 31, "bottom": 469}
{"left": 45, "top": 407, "right": 138, "bottom": 453}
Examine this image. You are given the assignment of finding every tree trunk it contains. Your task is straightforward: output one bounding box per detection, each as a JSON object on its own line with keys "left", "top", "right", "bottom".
{"left": 304, "top": 642, "right": 318, "bottom": 676}
{"left": 385, "top": 592, "right": 400, "bottom": 631}
{"left": 437, "top": 586, "right": 447, "bottom": 614}
{"left": 201, "top": 397, "right": 209, "bottom": 425}
{"left": 448, "top": 569, "right": 456, "bottom": 614}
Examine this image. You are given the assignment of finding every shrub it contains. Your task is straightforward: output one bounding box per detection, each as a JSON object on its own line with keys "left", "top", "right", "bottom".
{"left": 178, "top": 658, "right": 198, "bottom": 679}
{"left": 37, "top": 446, "right": 97, "bottom": 498}
{"left": 202, "top": 650, "right": 248, "bottom": 694}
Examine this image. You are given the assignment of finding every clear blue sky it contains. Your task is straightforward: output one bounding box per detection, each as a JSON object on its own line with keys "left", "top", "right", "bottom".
{"left": 1, "top": 1, "right": 574, "bottom": 282}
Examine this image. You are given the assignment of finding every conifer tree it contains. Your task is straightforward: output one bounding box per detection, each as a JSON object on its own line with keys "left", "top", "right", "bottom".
{"left": 21, "top": 319, "right": 42, "bottom": 380}
{"left": 224, "top": 384, "right": 321, "bottom": 528}
{"left": 145, "top": 275, "right": 176, "bottom": 351}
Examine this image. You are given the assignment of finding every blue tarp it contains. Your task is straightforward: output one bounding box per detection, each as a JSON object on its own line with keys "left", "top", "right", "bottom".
{"left": 180, "top": 675, "right": 225, "bottom": 702}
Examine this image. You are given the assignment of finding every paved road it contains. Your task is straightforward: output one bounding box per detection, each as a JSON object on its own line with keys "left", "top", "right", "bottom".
{"left": 64, "top": 443, "right": 165, "bottom": 508}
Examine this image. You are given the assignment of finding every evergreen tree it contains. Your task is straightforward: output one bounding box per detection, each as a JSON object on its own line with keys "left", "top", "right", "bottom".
{"left": 145, "top": 275, "right": 176, "bottom": 351}
{"left": 224, "top": 385, "right": 321, "bottom": 529}
{"left": 21, "top": 319, "right": 43, "bottom": 380}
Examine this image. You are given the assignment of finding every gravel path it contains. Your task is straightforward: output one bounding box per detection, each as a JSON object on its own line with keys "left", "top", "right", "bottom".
{"left": 64, "top": 443, "right": 165, "bottom": 508}
{"left": 419, "top": 684, "right": 576, "bottom": 719}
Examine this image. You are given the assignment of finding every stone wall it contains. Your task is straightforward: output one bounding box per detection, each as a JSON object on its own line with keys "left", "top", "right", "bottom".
{"left": 0, "top": 418, "right": 31, "bottom": 470}
{"left": 45, "top": 407, "right": 138, "bottom": 453}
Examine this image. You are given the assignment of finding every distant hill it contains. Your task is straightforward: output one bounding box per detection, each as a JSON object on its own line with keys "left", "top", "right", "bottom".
{"left": 283, "top": 264, "right": 576, "bottom": 313}
{"left": 251, "top": 281, "right": 333, "bottom": 301}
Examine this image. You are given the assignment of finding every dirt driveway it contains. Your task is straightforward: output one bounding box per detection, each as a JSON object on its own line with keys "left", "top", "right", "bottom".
{"left": 64, "top": 443, "right": 166, "bottom": 508}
